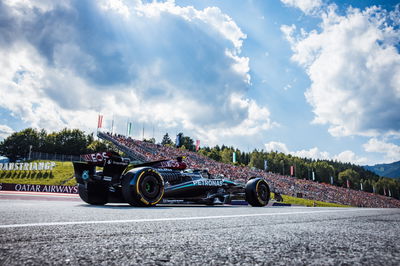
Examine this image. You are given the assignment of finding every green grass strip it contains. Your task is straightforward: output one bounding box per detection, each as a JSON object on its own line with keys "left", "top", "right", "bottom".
{"left": 0, "top": 161, "right": 76, "bottom": 186}
{"left": 277, "top": 194, "right": 349, "bottom": 207}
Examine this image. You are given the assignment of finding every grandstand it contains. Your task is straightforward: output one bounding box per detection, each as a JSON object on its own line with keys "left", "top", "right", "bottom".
{"left": 98, "top": 131, "right": 148, "bottom": 162}
{"left": 98, "top": 131, "right": 400, "bottom": 208}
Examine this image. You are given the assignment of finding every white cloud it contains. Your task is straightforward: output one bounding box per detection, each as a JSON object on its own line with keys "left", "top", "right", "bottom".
{"left": 280, "top": 0, "right": 323, "bottom": 14}
{"left": 292, "top": 147, "right": 330, "bottom": 160}
{"left": 0, "top": 43, "right": 100, "bottom": 131}
{"left": 0, "top": 0, "right": 274, "bottom": 145}
{"left": 192, "top": 95, "right": 277, "bottom": 146}
{"left": 135, "top": 2, "right": 246, "bottom": 51}
{"left": 99, "top": 0, "right": 131, "bottom": 19}
{"left": 0, "top": 125, "right": 14, "bottom": 139}
{"left": 3, "top": 0, "right": 66, "bottom": 14}
{"left": 265, "top": 141, "right": 290, "bottom": 154}
{"left": 283, "top": 84, "right": 292, "bottom": 91}
{"left": 332, "top": 150, "right": 367, "bottom": 165}
{"left": 363, "top": 138, "right": 400, "bottom": 163}
{"left": 282, "top": 5, "right": 400, "bottom": 137}
{"left": 264, "top": 141, "right": 367, "bottom": 164}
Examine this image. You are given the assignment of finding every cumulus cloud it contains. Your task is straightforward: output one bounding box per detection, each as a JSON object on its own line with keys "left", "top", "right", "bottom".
{"left": 280, "top": 0, "right": 323, "bottom": 14}
{"left": 332, "top": 150, "right": 367, "bottom": 165}
{"left": 264, "top": 141, "right": 367, "bottom": 164}
{"left": 265, "top": 141, "right": 290, "bottom": 154}
{"left": 0, "top": 0, "right": 274, "bottom": 144}
{"left": 292, "top": 147, "right": 330, "bottom": 160}
{"left": 363, "top": 138, "right": 400, "bottom": 163}
{"left": 195, "top": 95, "right": 276, "bottom": 145}
{"left": 264, "top": 141, "right": 330, "bottom": 160}
{"left": 0, "top": 125, "right": 14, "bottom": 139}
{"left": 282, "top": 4, "right": 400, "bottom": 138}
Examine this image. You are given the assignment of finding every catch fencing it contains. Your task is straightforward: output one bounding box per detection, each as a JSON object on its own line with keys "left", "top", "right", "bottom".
{"left": 29, "top": 151, "right": 82, "bottom": 162}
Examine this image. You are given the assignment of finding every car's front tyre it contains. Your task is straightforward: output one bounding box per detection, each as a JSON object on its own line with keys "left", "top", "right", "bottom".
{"left": 245, "top": 178, "right": 270, "bottom": 207}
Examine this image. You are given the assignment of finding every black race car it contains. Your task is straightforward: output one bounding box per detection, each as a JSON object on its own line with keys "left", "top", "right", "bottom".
{"left": 73, "top": 152, "right": 270, "bottom": 207}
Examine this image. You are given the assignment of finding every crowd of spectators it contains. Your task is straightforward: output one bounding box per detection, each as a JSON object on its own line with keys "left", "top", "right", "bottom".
{"left": 102, "top": 132, "right": 400, "bottom": 208}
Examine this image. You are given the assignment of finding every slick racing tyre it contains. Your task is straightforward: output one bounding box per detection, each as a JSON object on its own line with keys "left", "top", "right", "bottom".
{"left": 122, "top": 168, "right": 164, "bottom": 207}
{"left": 78, "top": 183, "right": 108, "bottom": 205}
{"left": 245, "top": 178, "right": 270, "bottom": 207}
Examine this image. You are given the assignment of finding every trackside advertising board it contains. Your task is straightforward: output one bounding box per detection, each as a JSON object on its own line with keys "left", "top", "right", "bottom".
{"left": 0, "top": 162, "right": 56, "bottom": 171}
{"left": 0, "top": 183, "right": 78, "bottom": 194}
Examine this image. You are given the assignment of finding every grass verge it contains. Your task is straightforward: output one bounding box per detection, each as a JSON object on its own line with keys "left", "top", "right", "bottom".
{"left": 0, "top": 161, "right": 76, "bottom": 186}
{"left": 277, "top": 194, "right": 349, "bottom": 207}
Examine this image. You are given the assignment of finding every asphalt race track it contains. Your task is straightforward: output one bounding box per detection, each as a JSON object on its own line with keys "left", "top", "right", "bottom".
{"left": 1, "top": 192, "right": 400, "bottom": 265}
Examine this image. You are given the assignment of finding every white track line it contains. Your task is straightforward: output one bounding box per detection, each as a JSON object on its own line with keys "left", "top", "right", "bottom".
{"left": 0, "top": 208, "right": 382, "bottom": 229}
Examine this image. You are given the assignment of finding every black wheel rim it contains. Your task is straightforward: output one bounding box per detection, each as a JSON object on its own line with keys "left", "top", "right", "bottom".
{"left": 257, "top": 183, "right": 269, "bottom": 202}
{"left": 140, "top": 174, "right": 161, "bottom": 199}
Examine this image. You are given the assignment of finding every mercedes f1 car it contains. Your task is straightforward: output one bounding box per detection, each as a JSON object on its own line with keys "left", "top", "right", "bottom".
{"left": 73, "top": 152, "right": 270, "bottom": 207}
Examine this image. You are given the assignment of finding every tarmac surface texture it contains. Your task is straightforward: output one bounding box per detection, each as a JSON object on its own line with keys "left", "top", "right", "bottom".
{"left": 1, "top": 192, "right": 399, "bottom": 265}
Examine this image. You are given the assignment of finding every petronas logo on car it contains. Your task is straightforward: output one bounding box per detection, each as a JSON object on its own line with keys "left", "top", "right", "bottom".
{"left": 193, "top": 180, "right": 223, "bottom": 186}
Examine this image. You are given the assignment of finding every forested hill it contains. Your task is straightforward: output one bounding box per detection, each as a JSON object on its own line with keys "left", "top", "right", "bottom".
{"left": 364, "top": 161, "right": 400, "bottom": 179}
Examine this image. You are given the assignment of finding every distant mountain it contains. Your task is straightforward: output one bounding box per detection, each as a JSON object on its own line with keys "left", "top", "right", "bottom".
{"left": 363, "top": 161, "right": 400, "bottom": 179}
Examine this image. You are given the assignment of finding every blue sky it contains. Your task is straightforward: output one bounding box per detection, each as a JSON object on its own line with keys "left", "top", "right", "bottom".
{"left": 0, "top": 0, "right": 399, "bottom": 165}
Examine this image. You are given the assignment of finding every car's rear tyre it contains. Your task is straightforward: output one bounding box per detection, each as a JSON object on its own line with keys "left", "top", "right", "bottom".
{"left": 122, "top": 168, "right": 164, "bottom": 207}
{"left": 245, "top": 178, "right": 270, "bottom": 207}
{"left": 78, "top": 183, "right": 108, "bottom": 205}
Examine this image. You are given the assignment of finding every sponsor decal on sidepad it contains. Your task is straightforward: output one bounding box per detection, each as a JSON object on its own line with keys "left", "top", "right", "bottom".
{"left": 193, "top": 179, "right": 223, "bottom": 186}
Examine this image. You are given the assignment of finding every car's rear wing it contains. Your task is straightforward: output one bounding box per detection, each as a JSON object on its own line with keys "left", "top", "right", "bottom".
{"left": 73, "top": 161, "right": 129, "bottom": 184}
{"left": 74, "top": 152, "right": 129, "bottom": 184}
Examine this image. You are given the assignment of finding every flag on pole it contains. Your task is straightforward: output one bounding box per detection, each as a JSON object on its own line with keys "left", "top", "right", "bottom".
{"left": 176, "top": 133, "right": 182, "bottom": 147}
{"left": 111, "top": 115, "right": 114, "bottom": 134}
{"left": 195, "top": 140, "right": 200, "bottom": 152}
{"left": 232, "top": 152, "right": 236, "bottom": 163}
{"left": 312, "top": 171, "right": 315, "bottom": 181}
{"left": 290, "top": 166, "right": 294, "bottom": 176}
{"left": 127, "top": 122, "right": 132, "bottom": 136}
{"left": 97, "top": 115, "right": 103, "bottom": 129}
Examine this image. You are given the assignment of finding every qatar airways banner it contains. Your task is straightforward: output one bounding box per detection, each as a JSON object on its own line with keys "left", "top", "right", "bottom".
{"left": 0, "top": 183, "right": 78, "bottom": 194}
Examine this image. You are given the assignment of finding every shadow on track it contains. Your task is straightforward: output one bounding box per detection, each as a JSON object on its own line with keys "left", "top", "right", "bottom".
{"left": 78, "top": 204, "right": 243, "bottom": 209}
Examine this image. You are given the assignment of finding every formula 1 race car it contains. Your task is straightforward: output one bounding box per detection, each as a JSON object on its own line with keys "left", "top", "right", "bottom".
{"left": 73, "top": 152, "right": 270, "bottom": 207}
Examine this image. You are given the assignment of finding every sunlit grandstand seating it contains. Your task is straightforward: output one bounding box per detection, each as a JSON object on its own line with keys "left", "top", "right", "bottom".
{"left": 98, "top": 131, "right": 147, "bottom": 162}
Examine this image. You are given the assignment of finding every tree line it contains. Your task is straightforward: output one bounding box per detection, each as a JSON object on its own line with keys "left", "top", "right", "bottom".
{"left": 0, "top": 128, "right": 113, "bottom": 161}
